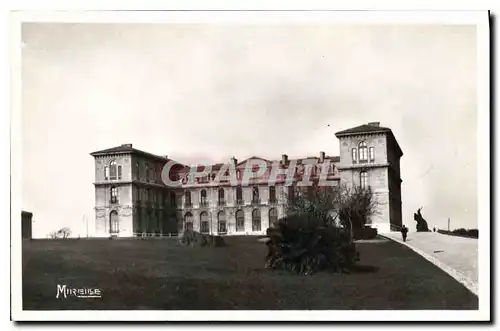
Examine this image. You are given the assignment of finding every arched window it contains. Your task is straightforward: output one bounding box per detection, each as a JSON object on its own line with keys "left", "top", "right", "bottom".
{"left": 269, "top": 208, "right": 278, "bottom": 227}
{"left": 184, "top": 212, "right": 193, "bottom": 231}
{"left": 217, "top": 211, "right": 227, "bottom": 234}
{"left": 118, "top": 165, "right": 122, "bottom": 180}
{"left": 184, "top": 191, "right": 192, "bottom": 207}
{"left": 145, "top": 188, "right": 150, "bottom": 202}
{"left": 104, "top": 165, "right": 110, "bottom": 180}
{"left": 200, "top": 189, "right": 207, "bottom": 206}
{"left": 145, "top": 163, "right": 149, "bottom": 181}
{"left": 269, "top": 186, "right": 276, "bottom": 203}
{"left": 109, "top": 160, "right": 117, "bottom": 180}
{"left": 110, "top": 210, "right": 119, "bottom": 234}
{"left": 352, "top": 148, "right": 357, "bottom": 163}
{"left": 236, "top": 186, "right": 243, "bottom": 204}
{"left": 252, "top": 209, "right": 261, "bottom": 232}
{"left": 252, "top": 186, "right": 260, "bottom": 204}
{"left": 236, "top": 209, "right": 245, "bottom": 232}
{"left": 200, "top": 211, "right": 209, "bottom": 234}
{"left": 360, "top": 171, "right": 368, "bottom": 189}
{"left": 358, "top": 141, "right": 368, "bottom": 162}
{"left": 218, "top": 188, "right": 225, "bottom": 206}
{"left": 110, "top": 187, "right": 118, "bottom": 204}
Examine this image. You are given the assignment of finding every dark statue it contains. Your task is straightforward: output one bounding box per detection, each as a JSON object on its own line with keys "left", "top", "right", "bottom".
{"left": 414, "top": 207, "right": 430, "bottom": 232}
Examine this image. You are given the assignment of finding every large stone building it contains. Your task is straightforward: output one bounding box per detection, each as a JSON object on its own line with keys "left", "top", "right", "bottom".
{"left": 91, "top": 122, "right": 403, "bottom": 237}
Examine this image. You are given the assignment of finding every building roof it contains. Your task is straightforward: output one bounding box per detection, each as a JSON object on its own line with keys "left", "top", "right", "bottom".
{"left": 335, "top": 122, "right": 403, "bottom": 157}
{"left": 177, "top": 154, "right": 340, "bottom": 174}
{"left": 334, "top": 123, "right": 392, "bottom": 137}
{"left": 90, "top": 144, "right": 176, "bottom": 163}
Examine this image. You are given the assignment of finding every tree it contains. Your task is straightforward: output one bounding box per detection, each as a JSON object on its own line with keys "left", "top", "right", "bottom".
{"left": 336, "top": 184, "right": 381, "bottom": 230}
{"left": 58, "top": 227, "right": 71, "bottom": 238}
{"left": 49, "top": 227, "right": 72, "bottom": 239}
{"left": 284, "top": 184, "right": 339, "bottom": 227}
{"left": 284, "top": 183, "right": 382, "bottom": 234}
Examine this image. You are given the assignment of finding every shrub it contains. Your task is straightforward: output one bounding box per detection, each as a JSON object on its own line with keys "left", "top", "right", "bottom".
{"left": 179, "top": 230, "right": 226, "bottom": 247}
{"left": 353, "top": 227, "right": 378, "bottom": 240}
{"left": 265, "top": 215, "right": 358, "bottom": 275}
{"left": 437, "top": 228, "right": 478, "bottom": 238}
{"left": 467, "top": 229, "right": 479, "bottom": 238}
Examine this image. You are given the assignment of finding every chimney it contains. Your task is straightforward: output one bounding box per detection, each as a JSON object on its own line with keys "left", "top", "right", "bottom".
{"left": 231, "top": 157, "right": 238, "bottom": 167}
{"left": 164, "top": 155, "right": 169, "bottom": 159}
{"left": 282, "top": 154, "right": 288, "bottom": 164}
{"left": 367, "top": 122, "right": 380, "bottom": 127}
{"left": 121, "top": 143, "right": 132, "bottom": 148}
{"left": 319, "top": 151, "right": 325, "bottom": 163}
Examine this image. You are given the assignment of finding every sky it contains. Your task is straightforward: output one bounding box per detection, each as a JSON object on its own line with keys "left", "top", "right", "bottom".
{"left": 20, "top": 23, "right": 478, "bottom": 237}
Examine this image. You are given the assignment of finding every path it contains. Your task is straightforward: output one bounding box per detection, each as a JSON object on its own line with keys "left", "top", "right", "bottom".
{"left": 381, "top": 231, "right": 478, "bottom": 296}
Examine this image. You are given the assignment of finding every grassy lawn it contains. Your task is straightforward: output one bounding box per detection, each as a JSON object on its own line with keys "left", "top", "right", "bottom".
{"left": 22, "top": 236, "right": 478, "bottom": 310}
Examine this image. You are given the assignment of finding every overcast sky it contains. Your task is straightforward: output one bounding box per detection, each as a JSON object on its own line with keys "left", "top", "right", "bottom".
{"left": 21, "top": 23, "right": 477, "bottom": 237}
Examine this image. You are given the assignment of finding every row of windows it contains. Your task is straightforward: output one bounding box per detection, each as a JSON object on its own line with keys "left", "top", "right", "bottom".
{"left": 109, "top": 175, "right": 367, "bottom": 205}
{"left": 184, "top": 186, "right": 278, "bottom": 207}
{"left": 134, "top": 162, "right": 163, "bottom": 182}
{"left": 104, "top": 160, "right": 336, "bottom": 183}
{"left": 184, "top": 208, "right": 279, "bottom": 233}
{"left": 102, "top": 159, "right": 164, "bottom": 182}
{"left": 108, "top": 187, "right": 175, "bottom": 205}
{"left": 352, "top": 142, "right": 375, "bottom": 163}
{"left": 184, "top": 164, "right": 335, "bottom": 184}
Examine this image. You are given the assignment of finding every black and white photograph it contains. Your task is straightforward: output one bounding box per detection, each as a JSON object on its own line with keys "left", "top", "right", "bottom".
{"left": 9, "top": 8, "right": 490, "bottom": 322}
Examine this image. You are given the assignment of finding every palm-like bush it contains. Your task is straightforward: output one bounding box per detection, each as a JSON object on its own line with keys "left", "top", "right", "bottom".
{"left": 264, "top": 183, "right": 380, "bottom": 275}
{"left": 265, "top": 215, "right": 358, "bottom": 275}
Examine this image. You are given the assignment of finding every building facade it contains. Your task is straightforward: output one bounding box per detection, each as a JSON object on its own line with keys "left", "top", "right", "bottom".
{"left": 91, "top": 122, "right": 403, "bottom": 237}
{"left": 90, "top": 144, "right": 183, "bottom": 238}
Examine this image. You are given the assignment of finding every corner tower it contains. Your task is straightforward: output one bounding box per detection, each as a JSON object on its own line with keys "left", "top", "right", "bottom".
{"left": 335, "top": 122, "right": 403, "bottom": 233}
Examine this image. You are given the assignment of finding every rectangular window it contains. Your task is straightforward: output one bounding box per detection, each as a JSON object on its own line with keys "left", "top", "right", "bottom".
{"left": 135, "top": 163, "right": 140, "bottom": 180}
{"left": 359, "top": 149, "right": 367, "bottom": 162}
{"left": 352, "top": 148, "right": 357, "bottom": 163}
{"left": 104, "top": 166, "right": 109, "bottom": 180}
{"left": 110, "top": 187, "right": 118, "bottom": 204}
{"left": 369, "top": 147, "right": 375, "bottom": 162}
{"left": 287, "top": 185, "right": 294, "bottom": 200}
{"left": 109, "top": 165, "right": 117, "bottom": 180}
{"left": 360, "top": 172, "right": 368, "bottom": 189}
{"left": 118, "top": 165, "right": 122, "bottom": 179}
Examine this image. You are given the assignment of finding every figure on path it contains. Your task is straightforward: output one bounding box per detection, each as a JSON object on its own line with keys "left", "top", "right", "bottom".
{"left": 401, "top": 225, "right": 408, "bottom": 242}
